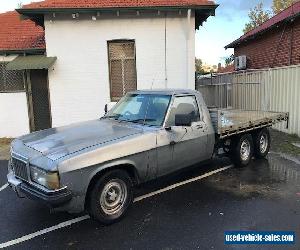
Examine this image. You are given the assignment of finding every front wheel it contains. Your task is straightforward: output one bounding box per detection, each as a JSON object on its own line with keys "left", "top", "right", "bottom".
{"left": 231, "top": 134, "right": 254, "bottom": 167}
{"left": 88, "top": 170, "right": 133, "bottom": 225}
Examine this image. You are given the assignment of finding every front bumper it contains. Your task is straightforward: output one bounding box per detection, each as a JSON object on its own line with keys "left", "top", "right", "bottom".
{"left": 7, "top": 172, "right": 72, "bottom": 207}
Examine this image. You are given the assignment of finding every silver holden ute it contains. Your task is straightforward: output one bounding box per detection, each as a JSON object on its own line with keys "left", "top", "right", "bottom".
{"left": 7, "top": 89, "right": 288, "bottom": 224}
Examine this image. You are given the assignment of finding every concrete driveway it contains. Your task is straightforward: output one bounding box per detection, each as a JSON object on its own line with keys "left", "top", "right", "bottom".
{"left": 0, "top": 153, "right": 300, "bottom": 250}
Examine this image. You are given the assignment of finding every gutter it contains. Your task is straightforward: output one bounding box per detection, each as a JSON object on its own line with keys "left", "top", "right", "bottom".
{"left": 0, "top": 48, "right": 45, "bottom": 56}
{"left": 17, "top": 5, "right": 218, "bottom": 27}
{"left": 17, "top": 5, "right": 218, "bottom": 14}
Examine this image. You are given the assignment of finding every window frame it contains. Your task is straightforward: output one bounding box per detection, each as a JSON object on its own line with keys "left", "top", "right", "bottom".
{"left": 163, "top": 94, "right": 202, "bottom": 128}
{"left": 0, "top": 62, "right": 26, "bottom": 93}
{"left": 107, "top": 39, "right": 137, "bottom": 102}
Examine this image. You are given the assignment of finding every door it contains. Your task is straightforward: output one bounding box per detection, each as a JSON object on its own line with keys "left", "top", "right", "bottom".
{"left": 158, "top": 95, "right": 208, "bottom": 176}
{"left": 27, "top": 69, "right": 51, "bottom": 132}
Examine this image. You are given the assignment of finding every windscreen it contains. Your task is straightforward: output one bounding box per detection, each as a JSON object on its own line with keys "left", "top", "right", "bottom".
{"left": 105, "top": 94, "right": 171, "bottom": 127}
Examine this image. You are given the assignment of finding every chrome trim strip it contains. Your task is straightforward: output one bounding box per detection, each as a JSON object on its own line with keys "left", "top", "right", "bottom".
{"left": 162, "top": 94, "right": 175, "bottom": 128}
{"left": 29, "top": 183, "right": 68, "bottom": 194}
{"left": 11, "top": 152, "right": 30, "bottom": 182}
{"left": 11, "top": 151, "right": 29, "bottom": 163}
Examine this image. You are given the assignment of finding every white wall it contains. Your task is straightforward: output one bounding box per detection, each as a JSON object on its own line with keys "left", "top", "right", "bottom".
{"left": 0, "top": 92, "right": 30, "bottom": 138}
{"left": 45, "top": 12, "right": 195, "bottom": 127}
{"left": 0, "top": 55, "right": 30, "bottom": 138}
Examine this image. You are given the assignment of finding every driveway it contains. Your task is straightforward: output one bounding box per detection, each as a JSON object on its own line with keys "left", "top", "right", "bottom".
{"left": 0, "top": 153, "right": 299, "bottom": 250}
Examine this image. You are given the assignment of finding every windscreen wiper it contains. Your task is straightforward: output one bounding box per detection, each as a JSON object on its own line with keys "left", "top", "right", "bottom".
{"left": 130, "top": 119, "right": 157, "bottom": 124}
{"left": 102, "top": 114, "right": 121, "bottom": 120}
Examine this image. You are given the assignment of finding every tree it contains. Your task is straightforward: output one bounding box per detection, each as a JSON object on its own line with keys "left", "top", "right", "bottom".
{"left": 272, "top": 0, "right": 294, "bottom": 15}
{"left": 17, "top": 2, "right": 23, "bottom": 8}
{"left": 243, "top": 2, "right": 271, "bottom": 34}
{"left": 225, "top": 54, "right": 234, "bottom": 66}
{"left": 195, "top": 58, "right": 204, "bottom": 74}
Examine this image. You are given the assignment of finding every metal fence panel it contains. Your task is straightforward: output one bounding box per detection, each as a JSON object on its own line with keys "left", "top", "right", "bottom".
{"left": 196, "top": 65, "right": 300, "bottom": 136}
{"left": 198, "top": 84, "right": 230, "bottom": 108}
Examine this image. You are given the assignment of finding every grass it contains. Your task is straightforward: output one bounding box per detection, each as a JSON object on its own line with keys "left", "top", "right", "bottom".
{"left": 0, "top": 138, "right": 13, "bottom": 145}
{"left": 0, "top": 138, "right": 13, "bottom": 160}
{"left": 270, "top": 129, "right": 300, "bottom": 157}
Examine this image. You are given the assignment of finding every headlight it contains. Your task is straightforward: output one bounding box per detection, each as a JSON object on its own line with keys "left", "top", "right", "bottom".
{"left": 30, "top": 166, "right": 60, "bottom": 190}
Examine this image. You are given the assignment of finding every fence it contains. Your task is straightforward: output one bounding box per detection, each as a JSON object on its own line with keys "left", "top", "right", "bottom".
{"left": 196, "top": 65, "right": 300, "bottom": 136}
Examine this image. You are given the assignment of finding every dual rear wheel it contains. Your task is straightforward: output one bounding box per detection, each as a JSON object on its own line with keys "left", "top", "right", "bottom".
{"left": 230, "top": 128, "right": 270, "bottom": 167}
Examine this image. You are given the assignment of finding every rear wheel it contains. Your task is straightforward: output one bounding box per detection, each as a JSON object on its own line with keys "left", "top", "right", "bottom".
{"left": 253, "top": 128, "right": 270, "bottom": 159}
{"left": 88, "top": 170, "right": 133, "bottom": 225}
{"left": 231, "top": 134, "right": 254, "bottom": 167}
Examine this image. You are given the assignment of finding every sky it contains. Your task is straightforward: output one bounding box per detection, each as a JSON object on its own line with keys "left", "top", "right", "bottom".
{"left": 0, "top": 0, "right": 273, "bottom": 66}
{"left": 196, "top": 0, "right": 273, "bottom": 66}
{"left": 0, "top": 0, "right": 40, "bottom": 13}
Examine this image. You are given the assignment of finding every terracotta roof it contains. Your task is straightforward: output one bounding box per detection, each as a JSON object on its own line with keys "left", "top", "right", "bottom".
{"left": 217, "top": 64, "right": 234, "bottom": 73}
{"left": 22, "top": 0, "right": 216, "bottom": 9}
{"left": 0, "top": 11, "right": 45, "bottom": 52}
{"left": 226, "top": 1, "right": 300, "bottom": 49}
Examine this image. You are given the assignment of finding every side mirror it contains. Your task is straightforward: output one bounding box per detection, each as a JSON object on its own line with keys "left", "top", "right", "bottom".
{"left": 175, "top": 114, "right": 192, "bottom": 127}
{"left": 104, "top": 102, "right": 117, "bottom": 114}
{"left": 104, "top": 104, "right": 108, "bottom": 114}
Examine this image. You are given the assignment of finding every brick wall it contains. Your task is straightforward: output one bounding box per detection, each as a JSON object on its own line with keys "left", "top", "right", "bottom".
{"left": 234, "top": 18, "right": 300, "bottom": 69}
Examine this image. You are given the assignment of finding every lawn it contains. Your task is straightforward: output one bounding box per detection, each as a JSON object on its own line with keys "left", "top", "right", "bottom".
{"left": 0, "top": 138, "right": 13, "bottom": 160}
{"left": 270, "top": 129, "right": 300, "bottom": 158}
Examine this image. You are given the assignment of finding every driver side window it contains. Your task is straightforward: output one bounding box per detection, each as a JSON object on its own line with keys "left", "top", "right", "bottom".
{"left": 166, "top": 96, "right": 200, "bottom": 127}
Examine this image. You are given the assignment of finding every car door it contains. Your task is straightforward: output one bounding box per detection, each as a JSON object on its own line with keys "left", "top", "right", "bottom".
{"left": 160, "top": 95, "right": 208, "bottom": 174}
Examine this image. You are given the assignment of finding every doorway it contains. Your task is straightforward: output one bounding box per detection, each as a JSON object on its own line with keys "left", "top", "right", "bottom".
{"left": 26, "top": 69, "right": 52, "bottom": 132}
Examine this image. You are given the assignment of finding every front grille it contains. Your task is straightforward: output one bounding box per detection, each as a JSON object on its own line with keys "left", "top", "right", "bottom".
{"left": 11, "top": 157, "right": 28, "bottom": 181}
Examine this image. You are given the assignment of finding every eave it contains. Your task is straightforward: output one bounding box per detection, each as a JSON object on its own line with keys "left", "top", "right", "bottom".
{"left": 17, "top": 5, "right": 218, "bottom": 28}
{"left": 225, "top": 11, "right": 300, "bottom": 49}
{"left": 0, "top": 48, "right": 45, "bottom": 56}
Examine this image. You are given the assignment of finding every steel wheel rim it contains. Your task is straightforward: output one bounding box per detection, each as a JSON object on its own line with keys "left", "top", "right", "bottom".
{"left": 240, "top": 140, "right": 251, "bottom": 161}
{"left": 100, "top": 179, "right": 127, "bottom": 215}
{"left": 260, "top": 134, "right": 268, "bottom": 153}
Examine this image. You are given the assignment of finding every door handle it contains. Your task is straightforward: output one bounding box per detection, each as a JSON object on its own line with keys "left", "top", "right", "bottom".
{"left": 196, "top": 124, "right": 204, "bottom": 129}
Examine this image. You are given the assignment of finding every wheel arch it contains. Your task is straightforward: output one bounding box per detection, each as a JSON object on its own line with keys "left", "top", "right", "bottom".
{"left": 84, "top": 161, "right": 139, "bottom": 210}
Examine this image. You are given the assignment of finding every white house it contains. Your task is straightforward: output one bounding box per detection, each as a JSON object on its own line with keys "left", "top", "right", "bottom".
{"left": 0, "top": 11, "right": 47, "bottom": 137}
{"left": 1, "top": 0, "right": 217, "bottom": 137}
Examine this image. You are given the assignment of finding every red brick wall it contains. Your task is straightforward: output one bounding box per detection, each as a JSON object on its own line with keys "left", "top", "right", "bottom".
{"left": 234, "top": 18, "right": 300, "bottom": 69}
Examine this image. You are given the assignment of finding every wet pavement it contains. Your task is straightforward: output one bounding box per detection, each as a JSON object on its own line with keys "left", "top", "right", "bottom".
{"left": 0, "top": 153, "right": 300, "bottom": 250}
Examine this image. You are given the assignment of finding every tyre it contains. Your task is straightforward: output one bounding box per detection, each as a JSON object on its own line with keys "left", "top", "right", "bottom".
{"left": 253, "top": 128, "right": 270, "bottom": 159}
{"left": 88, "top": 170, "right": 133, "bottom": 225}
{"left": 231, "top": 134, "right": 254, "bottom": 167}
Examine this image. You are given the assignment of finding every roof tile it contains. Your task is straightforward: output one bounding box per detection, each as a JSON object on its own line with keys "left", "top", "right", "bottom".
{"left": 0, "top": 11, "right": 45, "bottom": 51}
{"left": 23, "top": 0, "right": 215, "bottom": 9}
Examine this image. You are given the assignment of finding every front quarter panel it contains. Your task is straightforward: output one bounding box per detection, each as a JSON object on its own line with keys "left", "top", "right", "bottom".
{"left": 57, "top": 130, "right": 158, "bottom": 211}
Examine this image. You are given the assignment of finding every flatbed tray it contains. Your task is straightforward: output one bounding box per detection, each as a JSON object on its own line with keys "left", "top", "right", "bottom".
{"left": 209, "top": 109, "right": 289, "bottom": 139}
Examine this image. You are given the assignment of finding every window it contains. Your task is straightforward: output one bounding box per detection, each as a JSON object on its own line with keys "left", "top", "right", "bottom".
{"left": 166, "top": 96, "right": 201, "bottom": 127}
{"left": 108, "top": 41, "right": 137, "bottom": 102}
{"left": 0, "top": 62, "right": 25, "bottom": 92}
{"left": 105, "top": 94, "right": 171, "bottom": 127}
